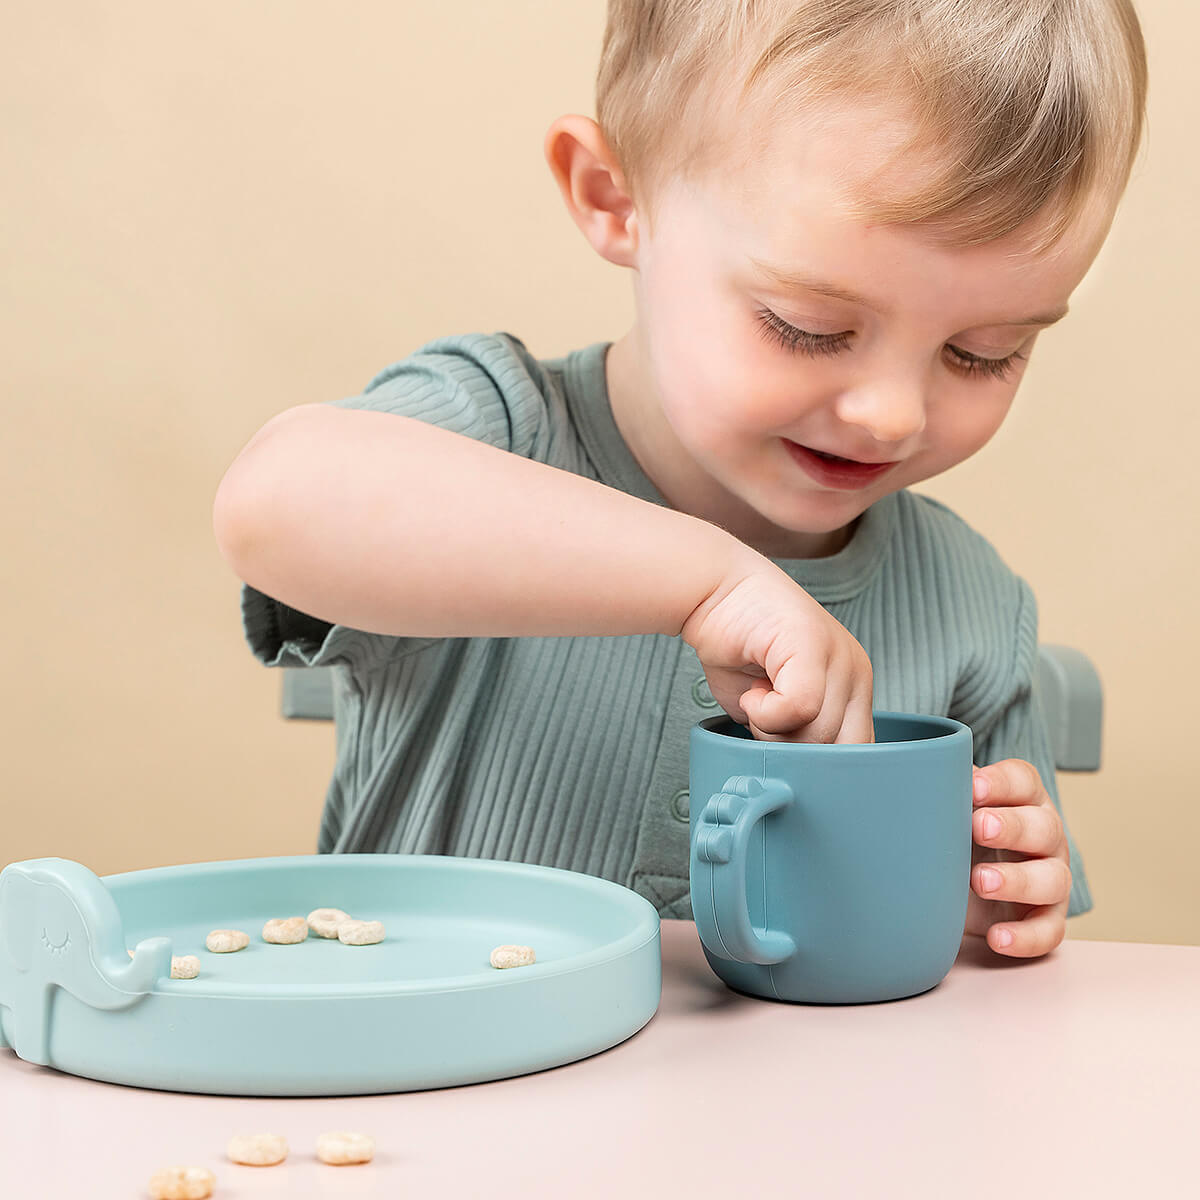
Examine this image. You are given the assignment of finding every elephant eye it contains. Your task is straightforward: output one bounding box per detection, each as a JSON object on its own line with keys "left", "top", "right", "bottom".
{"left": 40, "top": 927, "right": 70, "bottom": 953}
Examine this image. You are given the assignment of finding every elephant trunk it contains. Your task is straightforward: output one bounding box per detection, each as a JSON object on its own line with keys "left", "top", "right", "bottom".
{"left": 98, "top": 938, "right": 173, "bottom": 1000}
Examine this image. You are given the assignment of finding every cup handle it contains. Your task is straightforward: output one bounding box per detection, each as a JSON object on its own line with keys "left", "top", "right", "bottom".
{"left": 691, "top": 775, "right": 797, "bottom": 965}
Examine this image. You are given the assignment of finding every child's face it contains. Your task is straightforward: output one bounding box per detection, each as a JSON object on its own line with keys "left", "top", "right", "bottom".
{"left": 617, "top": 101, "right": 1111, "bottom": 557}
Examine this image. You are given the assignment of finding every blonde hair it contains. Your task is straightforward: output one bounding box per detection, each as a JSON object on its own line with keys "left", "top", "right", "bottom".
{"left": 596, "top": 0, "right": 1148, "bottom": 247}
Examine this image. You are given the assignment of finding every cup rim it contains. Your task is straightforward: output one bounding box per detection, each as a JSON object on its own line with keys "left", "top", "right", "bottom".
{"left": 694, "top": 710, "right": 970, "bottom": 748}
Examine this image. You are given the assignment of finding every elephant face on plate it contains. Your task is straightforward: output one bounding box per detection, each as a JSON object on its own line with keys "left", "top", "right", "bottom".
{"left": 1, "top": 859, "right": 170, "bottom": 1008}
{"left": 1, "top": 870, "right": 85, "bottom": 973}
{"left": 1, "top": 859, "right": 173, "bottom": 1064}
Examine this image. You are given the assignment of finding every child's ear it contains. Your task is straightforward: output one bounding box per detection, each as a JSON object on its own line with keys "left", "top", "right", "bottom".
{"left": 544, "top": 115, "right": 638, "bottom": 268}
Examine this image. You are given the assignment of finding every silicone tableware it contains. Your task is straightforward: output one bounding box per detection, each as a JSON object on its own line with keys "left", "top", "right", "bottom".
{"left": 0, "top": 854, "right": 661, "bottom": 1095}
{"left": 690, "top": 712, "right": 973, "bottom": 1004}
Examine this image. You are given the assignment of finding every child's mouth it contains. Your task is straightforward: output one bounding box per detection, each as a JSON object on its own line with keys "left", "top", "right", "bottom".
{"left": 782, "top": 440, "right": 899, "bottom": 490}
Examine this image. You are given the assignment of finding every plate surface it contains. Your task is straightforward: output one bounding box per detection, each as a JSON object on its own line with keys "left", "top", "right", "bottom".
{"left": 0, "top": 854, "right": 661, "bottom": 1095}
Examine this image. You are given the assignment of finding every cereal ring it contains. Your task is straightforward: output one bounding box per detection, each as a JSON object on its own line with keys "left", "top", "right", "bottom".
{"left": 205, "top": 929, "right": 250, "bottom": 954}
{"left": 147, "top": 1165, "right": 216, "bottom": 1199}
{"left": 316, "top": 1130, "right": 375, "bottom": 1166}
{"left": 490, "top": 944, "right": 536, "bottom": 969}
{"left": 227, "top": 1132, "right": 288, "bottom": 1166}
{"left": 262, "top": 917, "right": 308, "bottom": 944}
{"left": 336, "top": 919, "right": 385, "bottom": 946}
{"left": 170, "top": 955, "right": 201, "bottom": 980}
{"left": 307, "top": 907, "right": 352, "bottom": 939}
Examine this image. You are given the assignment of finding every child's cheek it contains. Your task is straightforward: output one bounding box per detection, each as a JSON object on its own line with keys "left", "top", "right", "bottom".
{"left": 646, "top": 291, "right": 729, "bottom": 409}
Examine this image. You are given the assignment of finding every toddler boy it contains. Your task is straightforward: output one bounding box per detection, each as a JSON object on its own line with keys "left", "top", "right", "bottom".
{"left": 215, "top": 1, "right": 1147, "bottom": 958}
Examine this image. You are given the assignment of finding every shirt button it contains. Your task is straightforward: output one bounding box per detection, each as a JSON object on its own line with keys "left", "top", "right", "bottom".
{"left": 691, "top": 677, "right": 719, "bottom": 708}
{"left": 669, "top": 788, "right": 690, "bottom": 822}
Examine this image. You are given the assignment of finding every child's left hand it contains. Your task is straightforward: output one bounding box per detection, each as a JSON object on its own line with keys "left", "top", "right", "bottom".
{"left": 964, "top": 759, "right": 1072, "bottom": 958}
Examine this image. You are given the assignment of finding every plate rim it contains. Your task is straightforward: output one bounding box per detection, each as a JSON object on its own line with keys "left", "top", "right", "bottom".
{"left": 101, "top": 853, "right": 661, "bottom": 999}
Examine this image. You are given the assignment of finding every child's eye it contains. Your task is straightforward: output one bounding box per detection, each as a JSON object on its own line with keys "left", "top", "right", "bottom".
{"left": 754, "top": 306, "right": 1027, "bottom": 383}
{"left": 755, "top": 308, "right": 852, "bottom": 357}
{"left": 944, "top": 344, "right": 1026, "bottom": 382}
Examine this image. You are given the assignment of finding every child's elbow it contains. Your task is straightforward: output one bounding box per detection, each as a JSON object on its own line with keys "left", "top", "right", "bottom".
{"left": 212, "top": 404, "right": 319, "bottom": 579}
{"left": 211, "top": 468, "right": 258, "bottom": 579}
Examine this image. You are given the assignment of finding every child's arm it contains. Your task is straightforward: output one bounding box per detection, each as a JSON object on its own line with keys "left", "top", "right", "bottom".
{"left": 213, "top": 403, "right": 874, "bottom": 743}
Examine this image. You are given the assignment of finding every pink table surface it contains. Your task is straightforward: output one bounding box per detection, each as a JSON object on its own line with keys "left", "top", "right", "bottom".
{"left": 1, "top": 921, "right": 1197, "bottom": 1200}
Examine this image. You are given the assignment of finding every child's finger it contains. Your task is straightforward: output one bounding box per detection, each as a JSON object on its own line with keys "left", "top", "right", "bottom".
{"left": 742, "top": 655, "right": 830, "bottom": 741}
{"left": 835, "top": 687, "right": 875, "bottom": 745}
{"left": 972, "top": 855, "right": 1072, "bottom": 908}
{"left": 744, "top": 653, "right": 872, "bottom": 744}
{"left": 972, "top": 758, "right": 1045, "bottom": 807}
{"left": 986, "top": 905, "right": 1066, "bottom": 958}
{"left": 973, "top": 804, "right": 1063, "bottom": 856}
{"left": 744, "top": 685, "right": 836, "bottom": 742}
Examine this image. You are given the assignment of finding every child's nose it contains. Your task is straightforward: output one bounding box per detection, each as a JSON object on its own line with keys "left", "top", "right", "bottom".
{"left": 833, "top": 380, "right": 927, "bottom": 446}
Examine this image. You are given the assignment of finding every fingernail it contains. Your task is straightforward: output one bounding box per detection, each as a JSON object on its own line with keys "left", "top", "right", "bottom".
{"left": 978, "top": 867, "right": 1002, "bottom": 893}
{"left": 994, "top": 928, "right": 1013, "bottom": 948}
{"left": 982, "top": 813, "right": 1001, "bottom": 840}
{"left": 973, "top": 775, "right": 990, "bottom": 804}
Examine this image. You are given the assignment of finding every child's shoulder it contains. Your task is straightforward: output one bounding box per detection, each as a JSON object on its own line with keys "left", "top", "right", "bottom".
{"left": 361, "top": 330, "right": 545, "bottom": 398}
{"left": 891, "top": 490, "right": 1030, "bottom": 605}
{"left": 883, "top": 492, "right": 1042, "bottom": 689}
{"left": 338, "top": 331, "right": 566, "bottom": 457}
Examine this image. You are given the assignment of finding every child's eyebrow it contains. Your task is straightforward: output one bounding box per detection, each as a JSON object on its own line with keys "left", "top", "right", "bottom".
{"left": 986, "top": 309, "right": 1070, "bottom": 327}
{"left": 751, "top": 258, "right": 884, "bottom": 311}
{"left": 749, "top": 257, "right": 1069, "bottom": 327}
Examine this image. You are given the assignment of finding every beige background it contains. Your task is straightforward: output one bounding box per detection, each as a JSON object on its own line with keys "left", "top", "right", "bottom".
{"left": 3, "top": 3, "right": 1195, "bottom": 945}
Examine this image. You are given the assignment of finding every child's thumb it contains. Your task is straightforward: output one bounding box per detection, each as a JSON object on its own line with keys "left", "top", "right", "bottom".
{"left": 739, "top": 683, "right": 815, "bottom": 743}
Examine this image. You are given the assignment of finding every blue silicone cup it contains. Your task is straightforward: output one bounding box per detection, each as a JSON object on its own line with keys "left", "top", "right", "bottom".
{"left": 690, "top": 711, "right": 973, "bottom": 1004}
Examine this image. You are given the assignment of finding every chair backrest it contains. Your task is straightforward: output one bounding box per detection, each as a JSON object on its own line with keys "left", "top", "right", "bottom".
{"left": 280, "top": 643, "right": 1102, "bottom": 772}
{"left": 1034, "top": 643, "right": 1103, "bottom": 771}
{"left": 280, "top": 667, "right": 335, "bottom": 721}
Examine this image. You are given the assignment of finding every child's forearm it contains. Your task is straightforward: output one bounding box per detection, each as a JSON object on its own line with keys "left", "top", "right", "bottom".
{"left": 213, "top": 403, "right": 755, "bottom": 639}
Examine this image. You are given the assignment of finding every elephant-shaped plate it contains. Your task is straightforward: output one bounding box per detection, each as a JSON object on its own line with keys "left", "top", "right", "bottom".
{"left": 0, "top": 854, "right": 660, "bottom": 1095}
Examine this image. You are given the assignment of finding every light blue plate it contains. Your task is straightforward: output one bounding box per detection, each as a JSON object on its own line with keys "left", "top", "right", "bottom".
{"left": 0, "top": 854, "right": 661, "bottom": 1095}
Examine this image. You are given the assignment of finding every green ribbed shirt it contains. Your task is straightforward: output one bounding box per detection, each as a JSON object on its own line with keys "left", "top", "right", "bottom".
{"left": 241, "top": 332, "right": 1092, "bottom": 919}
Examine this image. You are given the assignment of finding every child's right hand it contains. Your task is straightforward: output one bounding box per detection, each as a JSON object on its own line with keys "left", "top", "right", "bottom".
{"left": 680, "top": 555, "right": 875, "bottom": 744}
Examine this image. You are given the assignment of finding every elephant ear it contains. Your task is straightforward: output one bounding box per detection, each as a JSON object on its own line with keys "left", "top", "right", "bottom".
{"left": 0, "top": 867, "right": 37, "bottom": 972}
{"left": 0, "top": 859, "right": 127, "bottom": 972}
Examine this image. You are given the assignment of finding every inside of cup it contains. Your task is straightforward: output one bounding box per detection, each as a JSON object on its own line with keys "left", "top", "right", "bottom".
{"left": 700, "top": 713, "right": 959, "bottom": 744}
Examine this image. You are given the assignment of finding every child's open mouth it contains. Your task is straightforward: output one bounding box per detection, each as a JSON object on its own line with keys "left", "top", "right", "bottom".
{"left": 782, "top": 440, "right": 899, "bottom": 490}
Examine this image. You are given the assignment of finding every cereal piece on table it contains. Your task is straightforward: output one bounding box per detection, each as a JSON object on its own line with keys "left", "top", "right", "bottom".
{"left": 490, "top": 944, "right": 536, "bottom": 969}
{"left": 307, "top": 907, "right": 352, "bottom": 939}
{"left": 205, "top": 929, "right": 250, "bottom": 954}
{"left": 147, "top": 1165, "right": 215, "bottom": 1199}
{"left": 262, "top": 917, "right": 309, "bottom": 944}
{"left": 227, "top": 1132, "right": 288, "bottom": 1166}
{"left": 316, "top": 1131, "right": 375, "bottom": 1166}
{"left": 336, "top": 919, "right": 385, "bottom": 946}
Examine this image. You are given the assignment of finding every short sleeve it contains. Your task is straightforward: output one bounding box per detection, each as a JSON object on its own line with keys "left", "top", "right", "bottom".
{"left": 970, "top": 581, "right": 1094, "bottom": 918}
{"left": 239, "top": 331, "right": 565, "bottom": 671}
{"left": 338, "top": 332, "right": 559, "bottom": 454}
